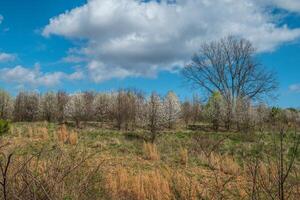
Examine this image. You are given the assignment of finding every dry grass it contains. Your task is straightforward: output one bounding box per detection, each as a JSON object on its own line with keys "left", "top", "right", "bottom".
{"left": 179, "top": 148, "right": 188, "bottom": 166}
{"left": 56, "top": 125, "right": 79, "bottom": 145}
{"left": 27, "top": 126, "right": 33, "bottom": 138}
{"left": 57, "top": 124, "right": 69, "bottom": 143}
{"left": 37, "top": 127, "right": 49, "bottom": 140}
{"left": 199, "top": 152, "right": 241, "bottom": 174}
{"left": 143, "top": 142, "right": 160, "bottom": 161}
{"left": 106, "top": 168, "right": 201, "bottom": 200}
{"left": 20, "top": 125, "right": 50, "bottom": 140}
{"left": 3, "top": 123, "right": 300, "bottom": 200}
{"left": 170, "top": 171, "right": 203, "bottom": 200}
{"left": 215, "top": 154, "right": 240, "bottom": 174}
{"left": 69, "top": 130, "right": 79, "bottom": 145}
{"left": 104, "top": 167, "right": 210, "bottom": 200}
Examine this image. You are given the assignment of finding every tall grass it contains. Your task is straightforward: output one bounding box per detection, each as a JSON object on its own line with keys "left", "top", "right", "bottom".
{"left": 69, "top": 130, "right": 79, "bottom": 145}
{"left": 57, "top": 124, "right": 78, "bottom": 145}
{"left": 179, "top": 148, "right": 188, "bottom": 166}
{"left": 57, "top": 124, "right": 69, "bottom": 143}
{"left": 105, "top": 168, "right": 203, "bottom": 200}
{"left": 143, "top": 142, "right": 160, "bottom": 161}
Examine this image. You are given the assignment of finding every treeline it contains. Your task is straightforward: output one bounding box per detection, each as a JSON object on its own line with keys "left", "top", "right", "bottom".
{"left": 0, "top": 89, "right": 299, "bottom": 133}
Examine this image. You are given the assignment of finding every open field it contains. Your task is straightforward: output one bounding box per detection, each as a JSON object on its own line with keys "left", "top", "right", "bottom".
{"left": 0, "top": 122, "right": 299, "bottom": 200}
{"left": 2, "top": 0, "right": 300, "bottom": 199}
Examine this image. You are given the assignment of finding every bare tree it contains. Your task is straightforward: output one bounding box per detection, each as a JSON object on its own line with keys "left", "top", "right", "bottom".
{"left": 110, "top": 89, "right": 145, "bottom": 131}
{"left": 254, "top": 103, "right": 270, "bottom": 132}
{"left": 40, "top": 92, "right": 57, "bottom": 122}
{"left": 82, "top": 91, "right": 96, "bottom": 123}
{"left": 123, "top": 90, "right": 137, "bottom": 131}
{"left": 182, "top": 36, "right": 278, "bottom": 129}
{"left": 56, "top": 91, "right": 69, "bottom": 124}
{"left": 0, "top": 90, "right": 13, "bottom": 120}
{"left": 191, "top": 94, "right": 202, "bottom": 125}
{"left": 126, "top": 89, "right": 145, "bottom": 131}
{"left": 13, "top": 92, "right": 39, "bottom": 122}
{"left": 144, "top": 92, "right": 165, "bottom": 143}
{"left": 181, "top": 99, "right": 192, "bottom": 128}
{"left": 235, "top": 97, "right": 254, "bottom": 132}
{"left": 94, "top": 93, "right": 111, "bottom": 128}
{"left": 112, "top": 90, "right": 129, "bottom": 130}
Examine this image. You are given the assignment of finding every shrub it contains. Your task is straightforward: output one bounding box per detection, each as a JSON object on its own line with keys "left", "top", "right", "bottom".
{"left": 0, "top": 119, "right": 10, "bottom": 136}
{"left": 0, "top": 146, "right": 102, "bottom": 200}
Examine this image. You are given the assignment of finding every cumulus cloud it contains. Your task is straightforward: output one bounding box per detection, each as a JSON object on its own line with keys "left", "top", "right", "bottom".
{"left": 289, "top": 84, "right": 300, "bottom": 93}
{"left": 0, "top": 64, "right": 84, "bottom": 88}
{"left": 43, "top": 0, "right": 300, "bottom": 82}
{"left": 0, "top": 52, "right": 15, "bottom": 62}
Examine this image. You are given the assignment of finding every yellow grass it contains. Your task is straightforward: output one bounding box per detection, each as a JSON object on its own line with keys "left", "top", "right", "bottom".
{"left": 170, "top": 171, "right": 202, "bottom": 200}
{"left": 105, "top": 167, "right": 206, "bottom": 200}
{"left": 27, "top": 126, "right": 33, "bottom": 138}
{"left": 3, "top": 123, "right": 299, "bottom": 200}
{"left": 199, "top": 152, "right": 241, "bottom": 174}
{"left": 69, "top": 130, "right": 78, "bottom": 145}
{"left": 37, "top": 127, "right": 49, "bottom": 140}
{"left": 143, "top": 142, "right": 160, "bottom": 161}
{"left": 179, "top": 148, "right": 188, "bottom": 166}
{"left": 106, "top": 168, "right": 171, "bottom": 200}
{"left": 57, "top": 124, "right": 69, "bottom": 143}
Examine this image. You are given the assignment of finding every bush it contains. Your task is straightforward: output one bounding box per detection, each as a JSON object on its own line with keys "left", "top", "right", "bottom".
{"left": 0, "top": 119, "right": 10, "bottom": 136}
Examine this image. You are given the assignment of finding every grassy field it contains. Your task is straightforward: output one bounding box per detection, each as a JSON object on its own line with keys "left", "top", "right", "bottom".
{"left": 0, "top": 122, "right": 299, "bottom": 200}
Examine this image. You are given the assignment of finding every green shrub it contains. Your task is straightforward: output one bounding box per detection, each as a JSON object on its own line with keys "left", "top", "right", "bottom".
{"left": 0, "top": 119, "right": 10, "bottom": 136}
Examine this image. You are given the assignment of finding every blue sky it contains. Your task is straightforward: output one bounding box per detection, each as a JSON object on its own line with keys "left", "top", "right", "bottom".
{"left": 0, "top": 0, "right": 300, "bottom": 108}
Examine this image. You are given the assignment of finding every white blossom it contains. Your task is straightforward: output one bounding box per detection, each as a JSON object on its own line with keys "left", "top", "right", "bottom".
{"left": 163, "top": 91, "right": 181, "bottom": 129}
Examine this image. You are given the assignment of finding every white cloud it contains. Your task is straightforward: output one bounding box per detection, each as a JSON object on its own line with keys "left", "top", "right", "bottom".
{"left": 62, "top": 55, "right": 86, "bottom": 63}
{"left": 0, "top": 64, "right": 84, "bottom": 88}
{"left": 68, "top": 70, "right": 85, "bottom": 80}
{"left": 289, "top": 84, "right": 300, "bottom": 93}
{"left": 257, "top": 0, "right": 300, "bottom": 13}
{"left": 87, "top": 60, "right": 136, "bottom": 82}
{"left": 0, "top": 15, "right": 3, "bottom": 24}
{"left": 0, "top": 52, "right": 15, "bottom": 62}
{"left": 43, "top": 0, "right": 300, "bottom": 82}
